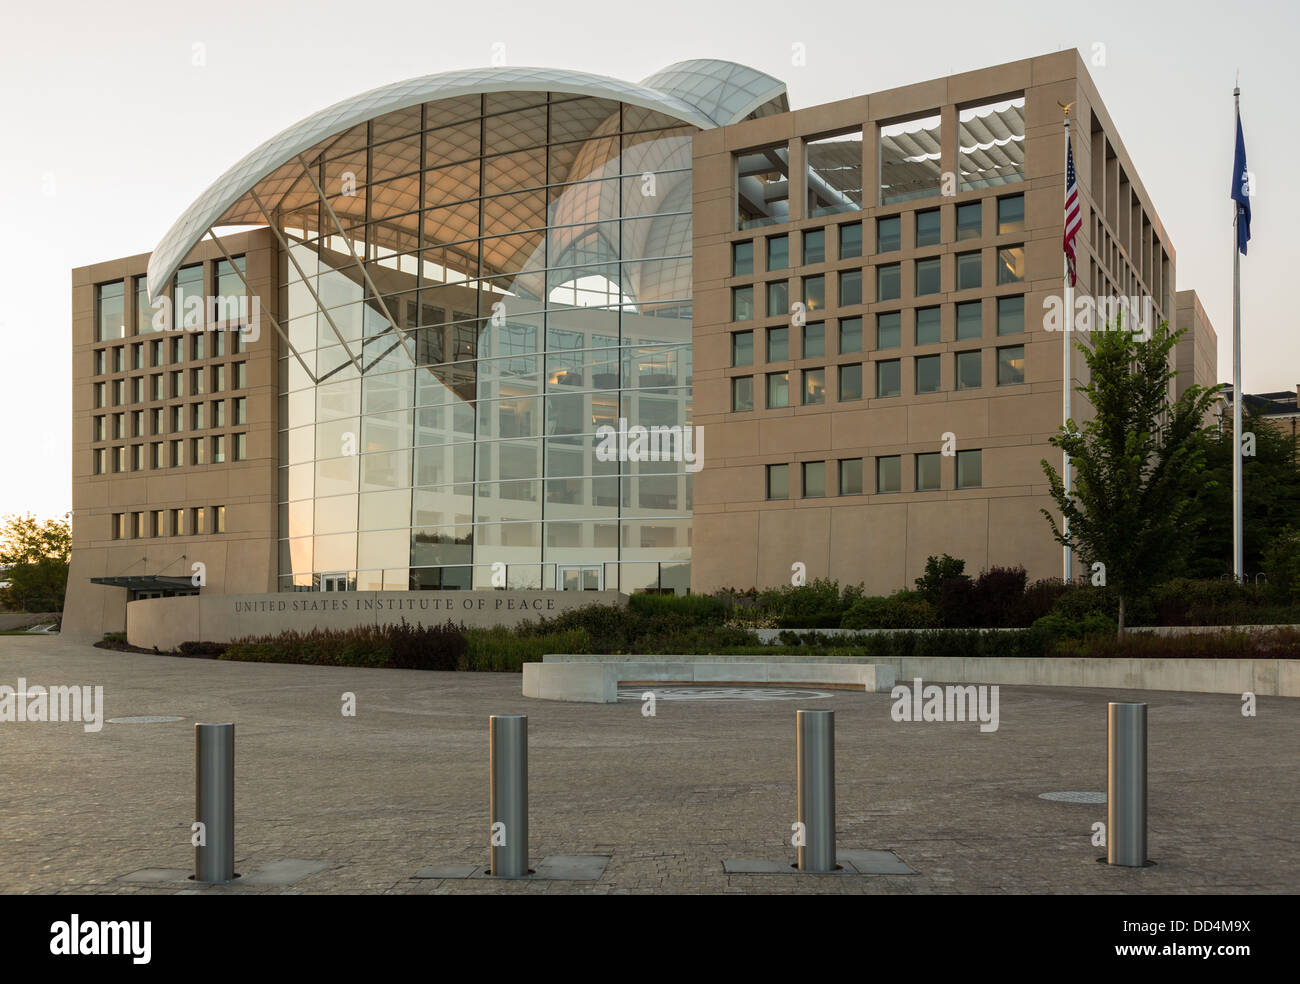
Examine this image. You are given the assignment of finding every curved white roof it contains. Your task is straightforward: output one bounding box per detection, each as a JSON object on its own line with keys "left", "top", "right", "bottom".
{"left": 148, "top": 60, "right": 786, "bottom": 298}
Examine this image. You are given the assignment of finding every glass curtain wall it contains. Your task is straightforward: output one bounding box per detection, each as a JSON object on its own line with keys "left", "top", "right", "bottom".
{"left": 277, "top": 92, "right": 695, "bottom": 593}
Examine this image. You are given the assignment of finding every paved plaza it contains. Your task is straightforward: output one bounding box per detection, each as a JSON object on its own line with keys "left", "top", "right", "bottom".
{"left": 1, "top": 636, "right": 1296, "bottom": 894}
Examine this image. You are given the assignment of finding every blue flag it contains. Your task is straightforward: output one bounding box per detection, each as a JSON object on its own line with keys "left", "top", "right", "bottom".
{"left": 1232, "top": 111, "right": 1251, "bottom": 255}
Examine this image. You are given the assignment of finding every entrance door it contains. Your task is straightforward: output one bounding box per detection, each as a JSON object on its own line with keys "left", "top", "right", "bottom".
{"left": 557, "top": 565, "right": 602, "bottom": 591}
{"left": 321, "top": 572, "right": 349, "bottom": 592}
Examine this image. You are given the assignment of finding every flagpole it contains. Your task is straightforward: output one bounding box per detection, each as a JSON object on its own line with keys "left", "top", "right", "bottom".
{"left": 1232, "top": 83, "right": 1244, "bottom": 582}
{"left": 1062, "top": 107, "right": 1073, "bottom": 583}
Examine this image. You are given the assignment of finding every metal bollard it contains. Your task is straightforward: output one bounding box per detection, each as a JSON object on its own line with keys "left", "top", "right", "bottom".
{"left": 796, "top": 709, "right": 836, "bottom": 872}
{"left": 489, "top": 714, "right": 528, "bottom": 877}
{"left": 1107, "top": 702, "right": 1148, "bottom": 867}
{"left": 194, "top": 723, "right": 235, "bottom": 883}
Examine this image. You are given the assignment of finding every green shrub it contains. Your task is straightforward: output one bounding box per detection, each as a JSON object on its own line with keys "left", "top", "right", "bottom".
{"left": 220, "top": 619, "right": 465, "bottom": 670}
{"left": 102, "top": 631, "right": 127, "bottom": 644}
{"left": 841, "top": 593, "right": 938, "bottom": 629}
{"left": 1030, "top": 611, "right": 1116, "bottom": 641}
{"left": 178, "top": 640, "right": 227, "bottom": 657}
{"left": 628, "top": 593, "right": 729, "bottom": 620}
{"left": 463, "top": 626, "right": 591, "bottom": 671}
{"left": 1263, "top": 529, "right": 1300, "bottom": 604}
{"left": 1054, "top": 627, "right": 1300, "bottom": 658}
{"left": 915, "top": 554, "right": 968, "bottom": 606}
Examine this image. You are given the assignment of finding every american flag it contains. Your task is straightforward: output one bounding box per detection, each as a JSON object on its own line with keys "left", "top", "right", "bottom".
{"left": 1063, "top": 135, "right": 1081, "bottom": 287}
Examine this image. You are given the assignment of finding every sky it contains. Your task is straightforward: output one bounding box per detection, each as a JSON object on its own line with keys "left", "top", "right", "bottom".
{"left": 1, "top": 0, "right": 1295, "bottom": 520}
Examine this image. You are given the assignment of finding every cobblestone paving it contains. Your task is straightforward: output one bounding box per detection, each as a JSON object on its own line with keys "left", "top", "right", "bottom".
{"left": 2, "top": 637, "right": 1296, "bottom": 894}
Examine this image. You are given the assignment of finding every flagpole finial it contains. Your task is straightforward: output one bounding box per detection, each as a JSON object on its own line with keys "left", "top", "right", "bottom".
{"left": 1057, "top": 99, "right": 1076, "bottom": 120}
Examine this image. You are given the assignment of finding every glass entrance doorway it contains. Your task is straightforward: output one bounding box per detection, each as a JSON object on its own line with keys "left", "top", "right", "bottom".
{"left": 557, "top": 565, "right": 602, "bottom": 591}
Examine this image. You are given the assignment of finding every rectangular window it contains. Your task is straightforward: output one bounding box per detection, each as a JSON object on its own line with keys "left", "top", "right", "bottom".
{"left": 876, "top": 215, "right": 901, "bottom": 252}
{"left": 960, "top": 98, "right": 1025, "bottom": 191}
{"left": 839, "top": 363, "right": 862, "bottom": 401}
{"left": 767, "top": 234, "right": 789, "bottom": 271}
{"left": 150, "top": 374, "right": 163, "bottom": 401}
{"left": 732, "top": 330, "right": 754, "bottom": 367}
{"left": 997, "top": 245, "right": 1025, "bottom": 284}
{"left": 876, "top": 455, "right": 901, "bottom": 493}
{"left": 96, "top": 282, "right": 125, "bottom": 341}
{"left": 213, "top": 505, "right": 226, "bottom": 534}
{"left": 802, "top": 368, "right": 826, "bottom": 405}
{"left": 150, "top": 442, "right": 163, "bottom": 469}
{"left": 111, "top": 379, "right": 123, "bottom": 406}
{"left": 733, "top": 241, "right": 754, "bottom": 276}
{"left": 956, "top": 251, "right": 982, "bottom": 290}
{"left": 135, "top": 277, "right": 154, "bottom": 335}
{"left": 998, "top": 193, "right": 1025, "bottom": 235}
{"left": 233, "top": 433, "right": 247, "bottom": 461}
{"left": 876, "top": 359, "right": 901, "bottom": 397}
{"left": 191, "top": 402, "right": 205, "bottom": 430}
{"left": 212, "top": 434, "right": 226, "bottom": 464}
{"left": 876, "top": 263, "right": 900, "bottom": 301}
{"left": 803, "top": 322, "right": 825, "bottom": 358}
{"left": 802, "top": 461, "right": 826, "bottom": 497}
{"left": 956, "top": 449, "right": 982, "bottom": 489}
{"left": 839, "top": 458, "right": 863, "bottom": 495}
{"left": 998, "top": 345, "right": 1025, "bottom": 385}
{"left": 838, "top": 270, "right": 862, "bottom": 307}
{"left": 212, "top": 330, "right": 226, "bottom": 358}
{"left": 915, "top": 257, "right": 941, "bottom": 296}
{"left": 150, "top": 408, "right": 163, "bottom": 435}
{"left": 192, "top": 507, "right": 207, "bottom": 535}
{"left": 732, "top": 286, "right": 754, "bottom": 321}
{"left": 956, "top": 300, "right": 982, "bottom": 340}
{"left": 131, "top": 376, "right": 144, "bottom": 403}
{"left": 191, "top": 437, "right": 206, "bottom": 465}
{"left": 131, "top": 445, "right": 144, "bottom": 471}
{"left": 233, "top": 363, "right": 247, "bottom": 389}
{"left": 915, "top": 354, "right": 942, "bottom": 393}
{"left": 956, "top": 201, "right": 982, "bottom": 241}
{"left": 112, "top": 347, "right": 124, "bottom": 373}
{"left": 133, "top": 512, "right": 145, "bottom": 538}
{"left": 802, "top": 228, "right": 825, "bottom": 265}
{"left": 212, "top": 364, "right": 227, "bottom": 393}
{"left": 767, "top": 280, "right": 789, "bottom": 317}
{"left": 92, "top": 416, "right": 105, "bottom": 442}
{"left": 212, "top": 400, "right": 226, "bottom": 428}
{"left": 151, "top": 510, "right": 164, "bottom": 536}
{"left": 131, "top": 410, "right": 144, "bottom": 437}
{"left": 838, "top": 317, "right": 862, "bottom": 354}
{"left": 997, "top": 295, "right": 1025, "bottom": 335}
{"left": 876, "top": 311, "right": 901, "bottom": 349}
{"left": 92, "top": 382, "right": 106, "bottom": 409}
{"left": 767, "top": 463, "right": 790, "bottom": 500}
{"left": 191, "top": 332, "right": 205, "bottom": 361}
{"left": 170, "top": 336, "right": 183, "bottom": 363}
{"left": 767, "top": 326, "right": 789, "bottom": 362}
{"left": 731, "top": 375, "right": 754, "bottom": 412}
{"left": 131, "top": 343, "right": 145, "bottom": 371}
{"left": 110, "top": 513, "right": 123, "bottom": 540}
{"left": 915, "top": 208, "right": 941, "bottom": 247}
{"left": 805, "top": 130, "right": 863, "bottom": 216}
{"left": 175, "top": 265, "right": 204, "bottom": 329}
{"left": 93, "top": 350, "right": 106, "bottom": 376}
{"left": 233, "top": 397, "right": 247, "bottom": 425}
{"left": 171, "top": 508, "right": 184, "bottom": 536}
{"left": 880, "top": 113, "right": 942, "bottom": 203}
{"left": 803, "top": 275, "right": 825, "bottom": 312}
{"left": 150, "top": 339, "right": 164, "bottom": 367}
{"left": 916, "top": 452, "right": 942, "bottom": 491}
{"left": 170, "top": 440, "right": 183, "bottom": 467}
{"left": 839, "top": 222, "right": 863, "bottom": 259}
{"left": 191, "top": 368, "right": 205, "bottom": 395}
{"left": 956, "top": 350, "right": 982, "bottom": 390}
{"left": 915, "top": 306, "right": 941, "bottom": 345}
{"left": 766, "top": 371, "right": 790, "bottom": 409}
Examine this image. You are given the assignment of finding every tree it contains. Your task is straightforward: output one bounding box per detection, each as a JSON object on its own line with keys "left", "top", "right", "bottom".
{"left": 1040, "top": 320, "right": 1222, "bottom": 633}
{"left": 1181, "top": 405, "right": 1300, "bottom": 578}
{"left": 0, "top": 513, "right": 72, "bottom": 612}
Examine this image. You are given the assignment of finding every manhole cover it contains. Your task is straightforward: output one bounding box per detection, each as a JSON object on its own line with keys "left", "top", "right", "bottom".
{"left": 107, "top": 716, "right": 185, "bottom": 724}
{"left": 617, "top": 687, "right": 834, "bottom": 702}
{"left": 1039, "top": 791, "right": 1106, "bottom": 804}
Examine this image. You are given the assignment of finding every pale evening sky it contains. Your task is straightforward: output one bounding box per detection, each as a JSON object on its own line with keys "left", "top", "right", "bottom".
{"left": 0, "top": 0, "right": 1294, "bottom": 519}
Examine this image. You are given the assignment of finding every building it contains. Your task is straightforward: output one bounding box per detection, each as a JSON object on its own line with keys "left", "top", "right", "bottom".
{"left": 64, "top": 51, "right": 1216, "bottom": 642}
